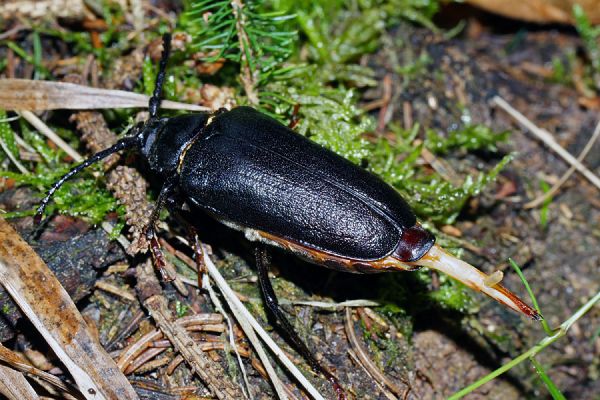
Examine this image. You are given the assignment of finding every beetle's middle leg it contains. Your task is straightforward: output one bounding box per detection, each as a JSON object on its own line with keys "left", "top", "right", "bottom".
{"left": 144, "top": 176, "right": 178, "bottom": 281}
{"left": 255, "top": 246, "right": 346, "bottom": 400}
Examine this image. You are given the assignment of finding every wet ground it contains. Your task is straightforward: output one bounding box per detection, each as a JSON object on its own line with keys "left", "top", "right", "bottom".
{"left": 344, "top": 11, "right": 600, "bottom": 399}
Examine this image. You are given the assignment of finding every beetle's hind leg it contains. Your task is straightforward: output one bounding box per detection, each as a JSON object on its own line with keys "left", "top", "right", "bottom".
{"left": 255, "top": 246, "right": 346, "bottom": 400}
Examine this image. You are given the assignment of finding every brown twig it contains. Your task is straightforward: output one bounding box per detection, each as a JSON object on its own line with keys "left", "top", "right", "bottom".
{"left": 416, "top": 140, "right": 462, "bottom": 186}
{"left": 231, "top": 0, "right": 259, "bottom": 105}
{"left": 125, "top": 347, "right": 168, "bottom": 374}
{"left": 377, "top": 74, "right": 394, "bottom": 132}
{"left": 105, "top": 310, "right": 145, "bottom": 352}
{"left": 493, "top": 95, "right": 600, "bottom": 191}
{"left": 0, "top": 344, "right": 81, "bottom": 398}
{"left": 0, "top": 23, "right": 26, "bottom": 40}
{"left": 344, "top": 308, "right": 409, "bottom": 399}
{"left": 70, "top": 111, "right": 120, "bottom": 168}
{"left": 165, "top": 354, "right": 184, "bottom": 375}
{"left": 136, "top": 260, "right": 243, "bottom": 400}
{"left": 94, "top": 280, "right": 136, "bottom": 302}
{"left": 116, "top": 314, "right": 224, "bottom": 371}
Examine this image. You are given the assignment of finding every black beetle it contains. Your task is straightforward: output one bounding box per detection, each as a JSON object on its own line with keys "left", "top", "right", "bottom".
{"left": 36, "top": 33, "right": 539, "bottom": 398}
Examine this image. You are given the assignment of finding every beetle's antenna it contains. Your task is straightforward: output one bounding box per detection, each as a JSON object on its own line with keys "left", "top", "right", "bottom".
{"left": 148, "top": 33, "right": 172, "bottom": 119}
{"left": 34, "top": 136, "right": 139, "bottom": 224}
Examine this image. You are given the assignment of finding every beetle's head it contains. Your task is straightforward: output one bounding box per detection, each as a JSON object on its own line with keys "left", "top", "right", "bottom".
{"left": 137, "top": 113, "right": 210, "bottom": 176}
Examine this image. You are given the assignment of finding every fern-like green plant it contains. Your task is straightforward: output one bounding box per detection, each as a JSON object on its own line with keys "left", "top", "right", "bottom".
{"left": 183, "top": 0, "right": 297, "bottom": 102}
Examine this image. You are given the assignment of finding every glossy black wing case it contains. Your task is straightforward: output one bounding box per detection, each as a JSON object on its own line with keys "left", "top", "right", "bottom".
{"left": 179, "top": 107, "right": 417, "bottom": 261}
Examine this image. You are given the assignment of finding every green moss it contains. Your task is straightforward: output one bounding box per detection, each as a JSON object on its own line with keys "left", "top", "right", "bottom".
{"left": 0, "top": 110, "right": 18, "bottom": 161}
{"left": 427, "top": 275, "right": 475, "bottom": 314}
{"left": 2, "top": 167, "right": 122, "bottom": 224}
{"left": 549, "top": 51, "right": 577, "bottom": 86}
{"left": 175, "top": 300, "right": 191, "bottom": 317}
{"left": 425, "top": 125, "right": 510, "bottom": 155}
{"left": 0, "top": 116, "right": 123, "bottom": 227}
{"left": 260, "top": 66, "right": 373, "bottom": 163}
{"left": 539, "top": 180, "right": 552, "bottom": 230}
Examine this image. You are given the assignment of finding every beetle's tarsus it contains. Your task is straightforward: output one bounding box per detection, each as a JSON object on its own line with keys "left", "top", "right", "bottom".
{"left": 288, "top": 104, "right": 301, "bottom": 129}
{"left": 148, "top": 233, "right": 174, "bottom": 281}
{"left": 256, "top": 246, "right": 346, "bottom": 399}
{"left": 329, "top": 376, "right": 347, "bottom": 400}
{"left": 33, "top": 212, "right": 43, "bottom": 226}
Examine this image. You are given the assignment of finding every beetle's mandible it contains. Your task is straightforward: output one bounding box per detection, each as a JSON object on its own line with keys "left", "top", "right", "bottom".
{"left": 36, "top": 33, "right": 540, "bottom": 399}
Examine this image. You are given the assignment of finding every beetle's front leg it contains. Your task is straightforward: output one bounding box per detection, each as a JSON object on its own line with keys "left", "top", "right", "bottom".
{"left": 255, "top": 246, "right": 346, "bottom": 400}
{"left": 145, "top": 176, "right": 178, "bottom": 281}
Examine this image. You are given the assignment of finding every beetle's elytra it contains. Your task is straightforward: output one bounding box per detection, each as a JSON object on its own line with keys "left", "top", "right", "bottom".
{"left": 167, "top": 106, "right": 435, "bottom": 264}
{"left": 36, "top": 33, "right": 539, "bottom": 399}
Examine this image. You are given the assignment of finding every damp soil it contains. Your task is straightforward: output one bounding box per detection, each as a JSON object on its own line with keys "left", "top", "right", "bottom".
{"left": 338, "top": 10, "right": 600, "bottom": 400}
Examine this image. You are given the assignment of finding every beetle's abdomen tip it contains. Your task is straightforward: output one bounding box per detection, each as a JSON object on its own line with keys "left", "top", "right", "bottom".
{"left": 392, "top": 224, "right": 435, "bottom": 262}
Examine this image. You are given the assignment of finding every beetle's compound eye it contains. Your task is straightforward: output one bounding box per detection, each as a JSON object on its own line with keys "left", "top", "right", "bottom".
{"left": 392, "top": 224, "right": 436, "bottom": 262}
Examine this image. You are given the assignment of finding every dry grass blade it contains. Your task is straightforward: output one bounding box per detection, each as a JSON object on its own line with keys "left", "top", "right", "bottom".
{"left": 18, "top": 110, "right": 83, "bottom": 162}
{"left": 202, "top": 275, "right": 255, "bottom": 400}
{"left": 0, "top": 136, "right": 28, "bottom": 174}
{"left": 0, "top": 343, "right": 82, "bottom": 398}
{"left": 0, "top": 79, "right": 210, "bottom": 112}
{"left": 493, "top": 96, "right": 600, "bottom": 191}
{"left": 344, "top": 308, "right": 406, "bottom": 399}
{"left": 289, "top": 299, "right": 380, "bottom": 309}
{"left": 0, "top": 365, "right": 38, "bottom": 400}
{"left": 0, "top": 217, "right": 138, "bottom": 400}
{"left": 524, "top": 118, "right": 600, "bottom": 208}
{"left": 94, "top": 280, "right": 136, "bottom": 302}
{"left": 197, "top": 243, "right": 325, "bottom": 400}
{"left": 136, "top": 260, "right": 243, "bottom": 400}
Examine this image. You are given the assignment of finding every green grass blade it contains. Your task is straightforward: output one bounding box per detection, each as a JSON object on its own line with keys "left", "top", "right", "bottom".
{"left": 448, "top": 291, "right": 599, "bottom": 399}
{"left": 530, "top": 357, "right": 567, "bottom": 400}
{"left": 508, "top": 258, "right": 553, "bottom": 335}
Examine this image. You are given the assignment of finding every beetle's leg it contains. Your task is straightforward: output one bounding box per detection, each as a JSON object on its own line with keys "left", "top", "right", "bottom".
{"left": 148, "top": 32, "right": 172, "bottom": 118}
{"left": 159, "top": 198, "right": 206, "bottom": 286}
{"left": 255, "top": 246, "right": 346, "bottom": 400}
{"left": 188, "top": 226, "right": 206, "bottom": 287}
{"left": 288, "top": 104, "right": 301, "bottom": 129}
{"left": 145, "top": 176, "right": 177, "bottom": 281}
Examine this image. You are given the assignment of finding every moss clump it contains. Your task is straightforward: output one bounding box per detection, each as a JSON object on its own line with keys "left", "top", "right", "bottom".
{"left": 0, "top": 113, "right": 122, "bottom": 225}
